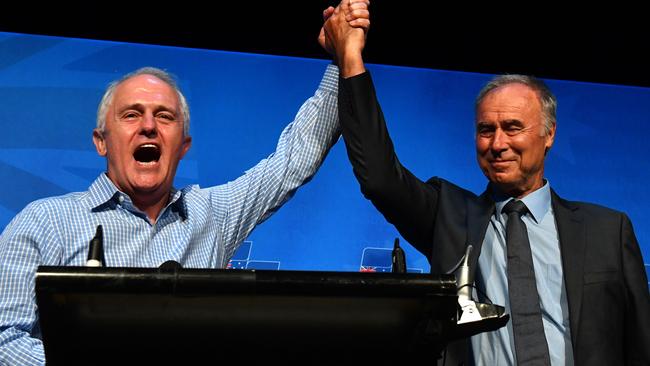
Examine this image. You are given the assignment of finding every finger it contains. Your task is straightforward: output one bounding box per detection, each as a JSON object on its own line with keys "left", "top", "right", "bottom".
{"left": 322, "top": 6, "right": 335, "bottom": 21}
{"left": 349, "top": 18, "right": 370, "bottom": 31}
{"left": 349, "top": 1, "right": 369, "bottom": 11}
{"left": 318, "top": 27, "right": 331, "bottom": 53}
{"left": 345, "top": 9, "right": 370, "bottom": 22}
{"left": 350, "top": 0, "right": 370, "bottom": 6}
{"left": 348, "top": 0, "right": 370, "bottom": 13}
{"left": 318, "top": 27, "right": 325, "bottom": 43}
{"left": 344, "top": 1, "right": 369, "bottom": 21}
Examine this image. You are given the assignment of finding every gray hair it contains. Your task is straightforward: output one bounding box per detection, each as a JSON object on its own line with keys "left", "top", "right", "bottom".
{"left": 475, "top": 74, "right": 557, "bottom": 135}
{"left": 96, "top": 67, "right": 190, "bottom": 136}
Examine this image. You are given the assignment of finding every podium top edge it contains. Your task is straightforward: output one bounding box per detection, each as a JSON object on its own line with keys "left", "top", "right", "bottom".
{"left": 36, "top": 265, "right": 457, "bottom": 296}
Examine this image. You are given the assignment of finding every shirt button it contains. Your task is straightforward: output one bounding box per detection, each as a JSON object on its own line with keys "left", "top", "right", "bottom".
{"left": 118, "top": 196, "right": 125, "bottom": 203}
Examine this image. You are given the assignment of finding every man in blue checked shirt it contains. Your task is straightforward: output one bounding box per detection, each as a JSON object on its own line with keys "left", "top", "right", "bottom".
{"left": 0, "top": 2, "right": 371, "bottom": 364}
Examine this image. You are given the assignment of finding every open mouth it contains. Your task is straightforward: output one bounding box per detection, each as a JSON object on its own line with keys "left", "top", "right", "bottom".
{"left": 133, "top": 144, "right": 161, "bottom": 164}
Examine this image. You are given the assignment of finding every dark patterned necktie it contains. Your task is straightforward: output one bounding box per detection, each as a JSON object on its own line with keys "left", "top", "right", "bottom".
{"left": 503, "top": 199, "right": 551, "bottom": 366}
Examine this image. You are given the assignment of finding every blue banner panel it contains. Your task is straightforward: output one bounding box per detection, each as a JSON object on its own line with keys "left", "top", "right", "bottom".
{"left": 1, "top": 32, "right": 649, "bottom": 287}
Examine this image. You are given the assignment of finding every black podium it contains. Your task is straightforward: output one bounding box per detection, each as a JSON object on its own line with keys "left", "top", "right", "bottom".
{"left": 35, "top": 266, "right": 506, "bottom": 365}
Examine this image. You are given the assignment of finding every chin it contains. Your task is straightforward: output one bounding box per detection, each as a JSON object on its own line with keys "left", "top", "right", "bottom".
{"left": 490, "top": 171, "right": 514, "bottom": 184}
{"left": 489, "top": 173, "right": 519, "bottom": 189}
{"left": 131, "top": 177, "right": 167, "bottom": 193}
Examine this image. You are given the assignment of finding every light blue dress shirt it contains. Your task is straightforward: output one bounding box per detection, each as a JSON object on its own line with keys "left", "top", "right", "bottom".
{"left": 471, "top": 181, "right": 574, "bottom": 366}
{"left": 0, "top": 65, "right": 340, "bottom": 365}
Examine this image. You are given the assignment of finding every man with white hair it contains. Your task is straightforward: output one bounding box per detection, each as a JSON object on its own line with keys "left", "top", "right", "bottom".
{"left": 324, "top": 3, "right": 649, "bottom": 365}
{"left": 0, "top": 2, "right": 370, "bottom": 363}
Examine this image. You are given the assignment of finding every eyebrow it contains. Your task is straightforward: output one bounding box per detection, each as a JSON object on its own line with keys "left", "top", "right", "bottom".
{"left": 501, "top": 119, "right": 524, "bottom": 126}
{"left": 476, "top": 119, "right": 524, "bottom": 126}
{"left": 476, "top": 121, "right": 495, "bottom": 128}
{"left": 117, "top": 103, "right": 178, "bottom": 115}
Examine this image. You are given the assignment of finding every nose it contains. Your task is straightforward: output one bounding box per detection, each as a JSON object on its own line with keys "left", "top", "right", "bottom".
{"left": 490, "top": 128, "right": 508, "bottom": 157}
{"left": 139, "top": 113, "right": 157, "bottom": 137}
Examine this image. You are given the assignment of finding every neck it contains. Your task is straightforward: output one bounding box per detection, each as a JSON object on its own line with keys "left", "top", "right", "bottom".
{"left": 131, "top": 190, "right": 170, "bottom": 224}
{"left": 492, "top": 178, "right": 546, "bottom": 200}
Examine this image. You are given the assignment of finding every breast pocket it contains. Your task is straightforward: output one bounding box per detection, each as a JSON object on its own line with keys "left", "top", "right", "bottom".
{"left": 583, "top": 270, "right": 619, "bottom": 285}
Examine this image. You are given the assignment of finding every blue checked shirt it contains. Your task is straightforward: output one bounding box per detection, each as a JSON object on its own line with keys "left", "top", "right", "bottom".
{"left": 0, "top": 64, "right": 340, "bottom": 365}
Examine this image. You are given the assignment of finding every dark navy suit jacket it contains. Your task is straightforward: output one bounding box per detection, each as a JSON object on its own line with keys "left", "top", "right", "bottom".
{"left": 338, "top": 71, "right": 650, "bottom": 366}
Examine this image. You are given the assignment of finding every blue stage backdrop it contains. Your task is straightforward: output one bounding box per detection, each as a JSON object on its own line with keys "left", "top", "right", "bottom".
{"left": 1, "top": 32, "right": 649, "bottom": 284}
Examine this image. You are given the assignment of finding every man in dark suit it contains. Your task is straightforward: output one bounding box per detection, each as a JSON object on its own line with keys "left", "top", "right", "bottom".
{"left": 323, "top": 3, "right": 650, "bottom": 366}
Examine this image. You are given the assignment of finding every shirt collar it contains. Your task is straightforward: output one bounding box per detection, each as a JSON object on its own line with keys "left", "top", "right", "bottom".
{"left": 87, "top": 173, "right": 122, "bottom": 209}
{"left": 492, "top": 180, "right": 552, "bottom": 224}
{"left": 168, "top": 188, "right": 188, "bottom": 220}
{"left": 87, "top": 173, "right": 188, "bottom": 220}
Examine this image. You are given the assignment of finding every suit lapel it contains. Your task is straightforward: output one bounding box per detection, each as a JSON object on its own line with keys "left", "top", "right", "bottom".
{"left": 466, "top": 189, "right": 495, "bottom": 280}
{"left": 440, "top": 190, "right": 494, "bottom": 366}
{"left": 551, "top": 189, "right": 585, "bottom": 348}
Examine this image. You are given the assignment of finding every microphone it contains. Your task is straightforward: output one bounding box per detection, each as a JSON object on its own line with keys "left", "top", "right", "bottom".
{"left": 456, "top": 244, "right": 508, "bottom": 327}
{"left": 457, "top": 245, "right": 473, "bottom": 301}
{"left": 86, "top": 225, "right": 105, "bottom": 267}
{"left": 391, "top": 237, "right": 406, "bottom": 273}
{"left": 159, "top": 260, "right": 183, "bottom": 271}
{"left": 457, "top": 245, "right": 482, "bottom": 324}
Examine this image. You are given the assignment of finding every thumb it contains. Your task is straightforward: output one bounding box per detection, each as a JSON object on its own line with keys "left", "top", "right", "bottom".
{"left": 323, "top": 6, "right": 335, "bottom": 21}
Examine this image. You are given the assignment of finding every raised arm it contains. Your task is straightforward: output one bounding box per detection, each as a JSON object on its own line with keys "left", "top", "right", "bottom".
{"left": 325, "top": 2, "right": 440, "bottom": 255}
{"left": 209, "top": 64, "right": 340, "bottom": 266}
{"left": 212, "top": 1, "right": 372, "bottom": 266}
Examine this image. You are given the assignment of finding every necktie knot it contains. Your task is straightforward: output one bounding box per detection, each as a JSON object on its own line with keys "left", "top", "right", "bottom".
{"left": 503, "top": 199, "right": 528, "bottom": 217}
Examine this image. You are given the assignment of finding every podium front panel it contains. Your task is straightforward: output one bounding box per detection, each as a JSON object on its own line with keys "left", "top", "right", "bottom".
{"left": 36, "top": 266, "right": 457, "bottom": 364}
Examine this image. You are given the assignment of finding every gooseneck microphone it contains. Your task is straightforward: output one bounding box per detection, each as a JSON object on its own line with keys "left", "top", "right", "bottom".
{"left": 457, "top": 245, "right": 473, "bottom": 301}
{"left": 457, "top": 245, "right": 483, "bottom": 324}
{"left": 86, "top": 225, "right": 105, "bottom": 267}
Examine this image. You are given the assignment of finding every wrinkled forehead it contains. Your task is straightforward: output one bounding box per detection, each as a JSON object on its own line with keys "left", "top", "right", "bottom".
{"left": 476, "top": 83, "right": 542, "bottom": 118}
{"left": 112, "top": 74, "right": 180, "bottom": 110}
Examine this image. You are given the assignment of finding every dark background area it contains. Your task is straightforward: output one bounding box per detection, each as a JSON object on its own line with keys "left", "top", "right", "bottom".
{"left": 2, "top": 2, "right": 649, "bottom": 87}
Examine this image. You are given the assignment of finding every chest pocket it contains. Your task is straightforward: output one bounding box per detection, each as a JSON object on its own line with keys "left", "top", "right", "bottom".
{"left": 583, "top": 270, "right": 619, "bottom": 285}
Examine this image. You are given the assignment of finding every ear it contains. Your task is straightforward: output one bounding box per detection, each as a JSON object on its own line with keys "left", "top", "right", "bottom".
{"left": 180, "top": 136, "right": 192, "bottom": 159}
{"left": 93, "top": 129, "right": 107, "bottom": 156}
{"left": 544, "top": 122, "right": 556, "bottom": 154}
